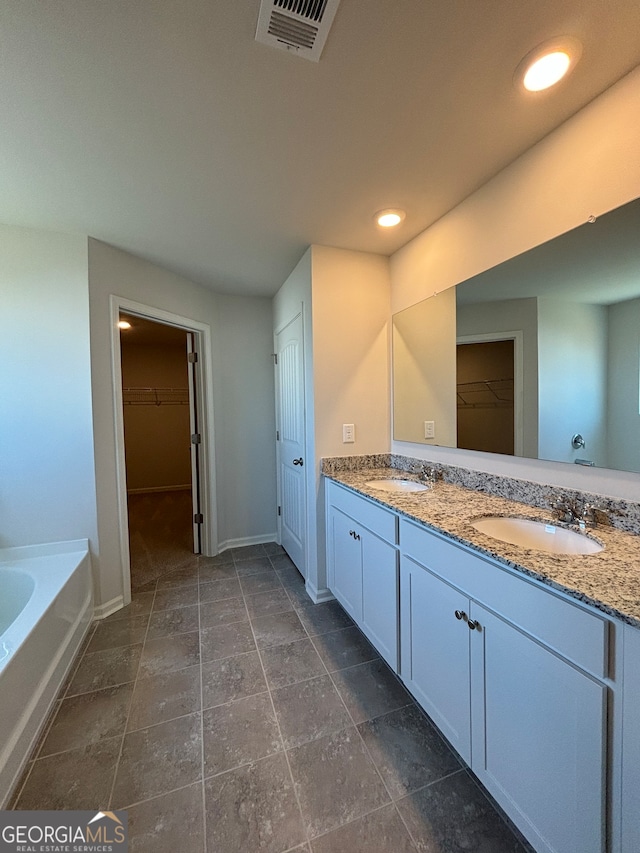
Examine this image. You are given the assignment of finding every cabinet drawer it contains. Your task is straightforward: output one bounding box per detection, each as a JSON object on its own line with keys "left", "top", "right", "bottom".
{"left": 400, "top": 519, "right": 608, "bottom": 679}
{"left": 327, "top": 481, "right": 397, "bottom": 544}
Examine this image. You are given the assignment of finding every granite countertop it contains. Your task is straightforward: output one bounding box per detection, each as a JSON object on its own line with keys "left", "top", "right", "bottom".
{"left": 325, "top": 466, "right": 640, "bottom": 629}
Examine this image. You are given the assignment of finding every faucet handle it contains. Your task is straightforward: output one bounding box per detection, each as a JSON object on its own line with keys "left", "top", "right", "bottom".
{"left": 582, "top": 503, "right": 611, "bottom": 527}
{"left": 550, "top": 498, "right": 572, "bottom": 522}
{"left": 550, "top": 495, "right": 610, "bottom": 528}
{"left": 421, "top": 465, "right": 439, "bottom": 484}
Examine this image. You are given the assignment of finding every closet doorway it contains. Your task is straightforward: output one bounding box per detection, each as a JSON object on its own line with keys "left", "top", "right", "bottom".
{"left": 456, "top": 332, "right": 523, "bottom": 457}
{"left": 111, "top": 297, "right": 214, "bottom": 599}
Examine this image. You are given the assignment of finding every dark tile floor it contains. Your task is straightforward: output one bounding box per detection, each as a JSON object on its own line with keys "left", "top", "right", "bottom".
{"left": 11, "top": 542, "right": 535, "bottom": 853}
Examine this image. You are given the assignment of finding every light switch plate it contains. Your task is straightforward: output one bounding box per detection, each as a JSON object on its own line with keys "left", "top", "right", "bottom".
{"left": 424, "top": 420, "right": 435, "bottom": 439}
{"left": 343, "top": 423, "right": 355, "bottom": 443}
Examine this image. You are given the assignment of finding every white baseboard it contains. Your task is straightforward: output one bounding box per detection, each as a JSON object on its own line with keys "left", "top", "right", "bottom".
{"left": 127, "top": 484, "right": 192, "bottom": 494}
{"left": 94, "top": 595, "right": 125, "bottom": 620}
{"left": 305, "top": 579, "right": 335, "bottom": 604}
{"left": 217, "top": 532, "right": 279, "bottom": 555}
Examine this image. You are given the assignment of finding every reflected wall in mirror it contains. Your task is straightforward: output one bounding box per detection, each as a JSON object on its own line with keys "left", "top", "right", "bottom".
{"left": 392, "top": 196, "right": 640, "bottom": 474}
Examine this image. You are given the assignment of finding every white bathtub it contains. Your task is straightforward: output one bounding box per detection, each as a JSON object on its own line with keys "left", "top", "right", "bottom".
{"left": 0, "top": 540, "right": 93, "bottom": 807}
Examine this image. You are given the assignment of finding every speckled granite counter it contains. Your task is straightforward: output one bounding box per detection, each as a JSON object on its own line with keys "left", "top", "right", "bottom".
{"left": 323, "top": 459, "right": 640, "bottom": 629}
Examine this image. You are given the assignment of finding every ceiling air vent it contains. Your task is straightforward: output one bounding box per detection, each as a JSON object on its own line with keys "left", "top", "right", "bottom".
{"left": 255, "top": 0, "right": 342, "bottom": 62}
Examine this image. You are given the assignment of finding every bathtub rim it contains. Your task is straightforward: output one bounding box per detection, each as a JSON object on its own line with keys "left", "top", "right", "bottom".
{"left": 0, "top": 540, "right": 93, "bottom": 808}
{"left": 0, "top": 540, "right": 91, "bottom": 676}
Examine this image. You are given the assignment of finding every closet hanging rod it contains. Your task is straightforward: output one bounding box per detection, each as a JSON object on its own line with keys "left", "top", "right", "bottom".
{"left": 122, "top": 387, "right": 189, "bottom": 406}
{"left": 456, "top": 378, "right": 513, "bottom": 409}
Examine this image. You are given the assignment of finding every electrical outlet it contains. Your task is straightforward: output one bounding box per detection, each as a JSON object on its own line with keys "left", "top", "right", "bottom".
{"left": 343, "top": 423, "right": 355, "bottom": 443}
{"left": 424, "top": 420, "right": 435, "bottom": 439}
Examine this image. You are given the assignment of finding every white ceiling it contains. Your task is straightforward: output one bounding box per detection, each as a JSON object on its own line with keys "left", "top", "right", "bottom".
{"left": 2, "top": 0, "right": 640, "bottom": 296}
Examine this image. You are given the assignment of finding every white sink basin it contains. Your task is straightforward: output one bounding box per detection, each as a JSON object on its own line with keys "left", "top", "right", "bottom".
{"left": 471, "top": 516, "right": 604, "bottom": 555}
{"left": 365, "top": 478, "right": 430, "bottom": 493}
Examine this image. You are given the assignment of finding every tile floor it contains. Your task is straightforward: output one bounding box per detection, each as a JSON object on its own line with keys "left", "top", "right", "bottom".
{"left": 11, "top": 544, "right": 534, "bottom": 853}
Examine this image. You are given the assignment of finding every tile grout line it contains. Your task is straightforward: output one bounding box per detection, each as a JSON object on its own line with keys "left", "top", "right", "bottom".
{"left": 60, "top": 621, "right": 98, "bottom": 701}
{"left": 244, "top": 550, "right": 311, "bottom": 848}
{"left": 306, "top": 799, "right": 403, "bottom": 848}
{"left": 197, "top": 557, "right": 208, "bottom": 853}
{"left": 458, "top": 765, "right": 536, "bottom": 852}
{"left": 114, "top": 778, "right": 208, "bottom": 815}
{"left": 100, "top": 556, "right": 243, "bottom": 834}
{"left": 63, "top": 645, "right": 146, "bottom": 701}
{"left": 307, "top": 611, "right": 475, "bottom": 850}
{"left": 307, "top": 621, "right": 428, "bottom": 848}
{"left": 9, "top": 620, "right": 99, "bottom": 808}
{"left": 317, "top": 639, "right": 399, "bottom": 795}
{"left": 390, "top": 769, "right": 466, "bottom": 853}
{"left": 18, "top": 587, "right": 160, "bottom": 808}
{"left": 107, "top": 581, "right": 158, "bottom": 811}
{"left": 257, "top": 567, "right": 399, "bottom": 846}
{"left": 288, "top": 591, "right": 431, "bottom": 847}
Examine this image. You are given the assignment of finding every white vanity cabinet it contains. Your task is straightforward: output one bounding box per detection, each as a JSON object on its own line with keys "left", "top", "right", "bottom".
{"left": 400, "top": 518, "right": 608, "bottom": 853}
{"left": 621, "top": 623, "right": 640, "bottom": 853}
{"left": 400, "top": 554, "right": 473, "bottom": 762}
{"left": 326, "top": 481, "right": 399, "bottom": 670}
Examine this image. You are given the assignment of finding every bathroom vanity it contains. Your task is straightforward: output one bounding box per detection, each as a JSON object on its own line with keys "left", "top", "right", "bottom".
{"left": 324, "top": 462, "right": 640, "bottom": 853}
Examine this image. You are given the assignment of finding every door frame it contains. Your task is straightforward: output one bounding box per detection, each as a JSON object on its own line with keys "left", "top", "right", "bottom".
{"left": 456, "top": 330, "right": 524, "bottom": 457}
{"left": 110, "top": 295, "right": 217, "bottom": 604}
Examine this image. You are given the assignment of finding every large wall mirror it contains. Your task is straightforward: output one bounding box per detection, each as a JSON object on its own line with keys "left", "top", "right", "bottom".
{"left": 392, "top": 196, "right": 640, "bottom": 474}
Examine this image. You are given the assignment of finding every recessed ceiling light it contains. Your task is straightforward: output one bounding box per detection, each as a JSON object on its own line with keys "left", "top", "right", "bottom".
{"left": 517, "top": 38, "right": 581, "bottom": 93}
{"left": 118, "top": 320, "right": 132, "bottom": 330}
{"left": 375, "top": 209, "right": 406, "bottom": 228}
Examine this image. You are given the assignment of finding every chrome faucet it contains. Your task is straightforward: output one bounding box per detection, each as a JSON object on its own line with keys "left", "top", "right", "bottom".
{"left": 551, "top": 497, "right": 584, "bottom": 524}
{"left": 550, "top": 497, "right": 604, "bottom": 529}
{"left": 421, "top": 465, "right": 440, "bottom": 485}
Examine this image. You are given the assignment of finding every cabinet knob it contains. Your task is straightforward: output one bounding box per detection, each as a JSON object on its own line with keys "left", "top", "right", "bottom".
{"left": 468, "top": 619, "right": 480, "bottom": 631}
{"left": 454, "top": 610, "right": 467, "bottom": 621}
{"left": 292, "top": 457, "right": 304, "bottom": 466}
{"left": 349, "top": 530, "right": 355, "bottom": 538}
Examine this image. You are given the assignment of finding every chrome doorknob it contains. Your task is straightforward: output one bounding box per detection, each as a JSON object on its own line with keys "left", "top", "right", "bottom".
{"left": 293, "top": 458, "right": 304, "bottom": 466}
{"left": 454, "top": 610, "right": 467, "bottom": 621}
{"left": 468, "top": 620, "right": 480, "bottom": 631}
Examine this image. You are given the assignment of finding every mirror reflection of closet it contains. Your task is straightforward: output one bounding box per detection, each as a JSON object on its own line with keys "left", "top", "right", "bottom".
{"left": 456, "top": 339, "right": 514, "bottom": 455}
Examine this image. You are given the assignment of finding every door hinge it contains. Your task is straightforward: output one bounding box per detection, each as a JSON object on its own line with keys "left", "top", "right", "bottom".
{"left": 272, "top": 353, "right": 278, "bottom": 365}
{"left": 278, "top": 506, "right": 281, "bottom": 516}
{"left": 276, "top": 430, "right": 280, "bottom": 441}
{"left": 194, "top": 513, "right": 204, "bottom": 524}
{"left": 191, "top": 433, "right": 201, "bottom": 445}
{"left": 188, "top": 352, "right": 198, "bottom": 363}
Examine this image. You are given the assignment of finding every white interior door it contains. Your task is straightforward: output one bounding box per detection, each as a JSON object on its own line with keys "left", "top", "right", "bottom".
{"left": 275, "top": 312, "right": 306, "bottom": 575}
{"left": 187, "top": 331, "right": 202, "bottom": 554}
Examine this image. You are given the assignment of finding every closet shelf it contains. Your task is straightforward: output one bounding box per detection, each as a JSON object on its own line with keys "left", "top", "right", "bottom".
{"left": 457, "top": 378, "right": 513, "bottom": 409}
{"left": 122, "top": 387, "right": 189, "bottom": 406}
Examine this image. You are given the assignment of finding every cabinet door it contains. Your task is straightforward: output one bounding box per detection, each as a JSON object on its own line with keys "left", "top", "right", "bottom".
{"left": 621, "top": 623, "right": 640, "bottom": 853}
{"left": 471, "top": 603, "right": 607, "bottom": 853}
{"left": 362, "top": 532, "right": 398, "bottom": 671}
{"left": 328, "top": 506, "right": 363, "bottom": 623}
{"left": 400, "top": 555, "right": 472, "bottom": 763}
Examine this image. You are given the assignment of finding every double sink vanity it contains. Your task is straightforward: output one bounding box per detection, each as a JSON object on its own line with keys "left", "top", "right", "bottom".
{"left": 323, "top": 455, "right": 640, "bottom": 853}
